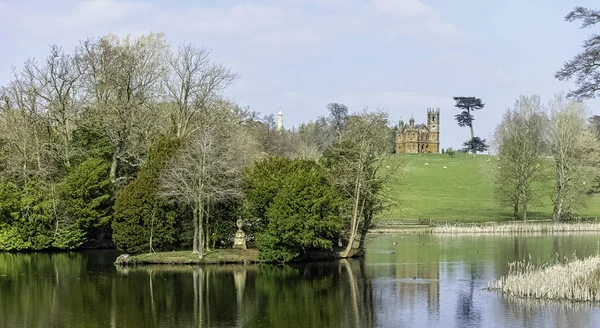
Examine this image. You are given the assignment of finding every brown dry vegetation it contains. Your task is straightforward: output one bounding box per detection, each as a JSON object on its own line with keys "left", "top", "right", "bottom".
{"left": 488, "top": 255, "right": 600, "bottom": 301}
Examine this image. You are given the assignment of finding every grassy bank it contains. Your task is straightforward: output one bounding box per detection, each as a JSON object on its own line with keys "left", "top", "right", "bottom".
{"left": 488, "top": 255, "right": 600, "bottom": 301}
{"left": 115, "top": 249, "right": 260, "bottom": 265}
{"left": 380, "top": 153, "right": 600, "bottom": 222}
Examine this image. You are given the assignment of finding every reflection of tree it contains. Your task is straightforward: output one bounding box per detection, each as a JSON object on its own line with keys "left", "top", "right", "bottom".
{"left": 455, "top": 262, "right": 482, "bottom": 327}
{"left": 0, "top": 252, "right": 379, "bottom": 328}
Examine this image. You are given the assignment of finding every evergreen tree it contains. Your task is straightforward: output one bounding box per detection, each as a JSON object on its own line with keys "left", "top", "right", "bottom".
{"left": 112, "top": 136, "right": 181, "bottom": 254}
{"left": 247, "top": 158, "right": 342, "bottom": 262}
{"left": 61, "top": 158, "right": 112, "bottom": 242}
{"left": 453, "top": 97, "right": 489, "bottom": 154}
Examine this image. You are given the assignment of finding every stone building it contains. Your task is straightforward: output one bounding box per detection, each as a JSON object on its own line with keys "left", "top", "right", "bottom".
{"left": 396, "top": 108, "right": 440, "bottom": 154}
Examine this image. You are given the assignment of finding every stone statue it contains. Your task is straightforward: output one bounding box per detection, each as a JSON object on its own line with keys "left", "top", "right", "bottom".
{"left": 233, "top": 219, "right": 247, "bottom": 250}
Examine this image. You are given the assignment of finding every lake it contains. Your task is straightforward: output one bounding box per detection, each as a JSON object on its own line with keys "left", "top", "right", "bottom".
{"left": 2, "top": 233, "right": 600, "bottom": 327}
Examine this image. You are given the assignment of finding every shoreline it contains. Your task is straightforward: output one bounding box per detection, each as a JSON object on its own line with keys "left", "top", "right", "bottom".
{"left": 114, "top": 248, "right": 363, "bottom": 266}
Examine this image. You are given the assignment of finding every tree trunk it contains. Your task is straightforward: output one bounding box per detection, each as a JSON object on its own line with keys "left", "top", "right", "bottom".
{"left": 553, "top": 196, "right": 563, "bottom": 221}
{"left": 342, "top": 177, "right": 362, "bottom": 258}
{"left": 468, "top": 109, "right": 475, "bottom": 154}
{"left": 192, "top": 206, "right": 199, "bottom": 254}
{"left": 198, "top": 201, "right": 204, "bottom": 260}
{"left": 109, "top": 143, "right": 121, "bottom": 183}
{"left": 523, "top": 202, "right": 528, "bottom": 221}
{"left": 513, "top": 199, "right": 519, "bottom": 220}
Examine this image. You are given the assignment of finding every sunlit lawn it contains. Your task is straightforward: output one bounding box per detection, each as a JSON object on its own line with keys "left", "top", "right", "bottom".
{"left": 379, "top": 153, "right": 600, "bottom": 222}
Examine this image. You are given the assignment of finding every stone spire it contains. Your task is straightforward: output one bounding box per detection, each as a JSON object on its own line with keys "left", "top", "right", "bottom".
{"left": 277, "top": 108, "right": 283, "bottom": 133}
{"left": 409, "top": 115, "right": 415, "bottom": 126}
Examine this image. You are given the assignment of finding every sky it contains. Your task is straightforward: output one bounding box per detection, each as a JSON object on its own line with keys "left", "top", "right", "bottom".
{"left": 1, "top": 0, "right": 599, "bottom": 150}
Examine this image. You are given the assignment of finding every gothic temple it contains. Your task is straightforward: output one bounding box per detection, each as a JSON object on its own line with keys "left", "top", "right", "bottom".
{"left": 396, "top": 108, "right": 440, "bottom": 154}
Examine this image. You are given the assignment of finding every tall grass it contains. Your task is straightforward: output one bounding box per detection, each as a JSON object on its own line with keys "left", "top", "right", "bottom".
{"left": 488, "top": 254, "right": 600, "bottom": 301}
{"left": 432, "top": 222, "right": 600, "bottom": 234}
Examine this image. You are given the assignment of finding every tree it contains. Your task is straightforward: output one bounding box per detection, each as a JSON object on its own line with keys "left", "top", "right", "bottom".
{"left": 164, "top": 44, "right": 237, "bottom": 138}
{"left": 242, "top": 157, "right": 296, "bottom": 232}
{"left": 159, "top": 104, "right": 259, "bottom": 259}
{"left": 547, "top": 94, "right": 600, "bottom": 220}
{"left": 453, "top": 97, "right": 488, "bottom": 154}
{"left": 61, "top": 158, "right": 112, "bottom": 241}
{"left": 327, "top": 103, "right": 348, "bottom": 136}
{"left": 78, "top": 33, "right": 168, "bottom": 183}
{"left": 555, "top": 7, "right": 600, "bottom": 100}
{"left": 255, "top": 159, "right": 342, "bottom": 262}
{"left": 112, "top": 136, "right": 181, "bottom": 254}
{"left": 494, "top": 95, "right": 548, "bottom": 220}
{"left": 24, "top": 45, "right": 83, "bottom": 169}
{"left": 323, "top": 111, "right": 393, "bottom": 258}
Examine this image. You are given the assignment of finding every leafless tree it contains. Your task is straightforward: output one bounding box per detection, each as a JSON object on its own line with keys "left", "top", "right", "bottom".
{"left": 494, "top": 95, "right": 548, "bottom": 220}
{"left": 159, "top": 102, "right": 259, "bottom": 259}
{"left": 164, "top": 44, "right": 237, "bottom": 138}
{"left": 23, "top": 45, "right": 84, "bottom": 168}
{"left": 547, "top": 94, "right": 600, "bottom": 220}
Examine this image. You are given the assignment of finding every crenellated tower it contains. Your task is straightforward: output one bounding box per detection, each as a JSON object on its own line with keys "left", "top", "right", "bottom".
{"left": 427, "top": 107, "right": 440, "bottom": 132}
{"left": 427, "top": 107, "right": 440, "bottom": 153}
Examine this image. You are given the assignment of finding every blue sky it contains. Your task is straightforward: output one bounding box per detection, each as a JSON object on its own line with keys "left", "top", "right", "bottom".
{"left": 1, "top": 0, "right": 599, "bottom": 150}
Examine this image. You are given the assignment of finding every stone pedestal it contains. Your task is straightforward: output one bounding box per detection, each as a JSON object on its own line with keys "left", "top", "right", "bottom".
{"left": 233, "top": 219, "right": 247, "bottom": 250}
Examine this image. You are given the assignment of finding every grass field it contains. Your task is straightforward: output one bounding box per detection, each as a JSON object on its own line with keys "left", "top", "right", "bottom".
{"left": 378, "top": 153, "right": 600, "bottom": 222}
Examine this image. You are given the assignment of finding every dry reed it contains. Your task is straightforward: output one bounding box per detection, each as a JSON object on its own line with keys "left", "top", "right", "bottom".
{"left": 432, "top": 222, "right": 600, "bottom": 234}
{"left": 488, "top": 254, "right": 600, "bottom": 301}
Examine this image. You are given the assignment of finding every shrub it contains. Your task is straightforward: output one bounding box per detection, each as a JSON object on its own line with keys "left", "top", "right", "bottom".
{"left": 249, "top": 159, "right": 342, "bottom": 262}
{"left": 446, "top": 147, "right": 456, "bottom": 158}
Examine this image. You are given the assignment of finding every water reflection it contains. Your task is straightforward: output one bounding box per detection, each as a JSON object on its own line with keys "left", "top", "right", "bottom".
{"left": 115, "top": 260, "right": 374, "bottom": 327}
{"left": 2, "top": 234, "right": 600, "bottom": 327}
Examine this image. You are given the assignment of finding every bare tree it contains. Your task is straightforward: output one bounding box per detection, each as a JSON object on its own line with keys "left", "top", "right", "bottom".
{"left": 547, "top": 94, "right": 600, "bottom": 220}
{"left": 78, "top": 33, "right": 167, "bottom": 183}
{"left": 164, "top": 44, "right": 237, "bottom": 138}
{"left": 24, "top": 45, "right": 84, "bottom": 168}
{"left": 159, "top": 102, "right": 259, "bottom": 259}
{"left": 323, "top": 111, "right": 393, "bottom": 258}
{"left": 0, "top": 76, "right": 51, "bottom": 180}
{"left": 494, "top": 95, "right": 548, "bottom": 220}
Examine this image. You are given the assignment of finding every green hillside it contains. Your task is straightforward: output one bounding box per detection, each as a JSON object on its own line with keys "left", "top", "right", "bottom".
{"left": 379, "top": 153, "right": 600, "bottom": 222}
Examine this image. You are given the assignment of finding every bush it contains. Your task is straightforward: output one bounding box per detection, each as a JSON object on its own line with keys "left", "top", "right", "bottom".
{"left": 248, "top": 158, "right": 342, "bottom": 262}
{"left": 446, "top": 147, "right": 456, "bottom": 158}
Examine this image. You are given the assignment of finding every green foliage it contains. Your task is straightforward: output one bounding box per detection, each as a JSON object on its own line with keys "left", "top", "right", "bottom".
{"left": 446, "top": 148, "right": 456, "bottom": 158}
{"left": 62, "top": 158, "right": 112, "bottom": 239}
{"left": 112, "top": 136, "right": 181, "bottom": 254}
{"left": 71, "top": 124, "right": 114, "bottom": 164}
{"left": 52, "top": 224, "right": 87, "bottom": 250}
{"left": 251, "top": 159, "right": 342, "bottom": 262}
{"left": 0, "top": 179, "right": 55, "bottom": 250}
{"left": 242, "top": 157, "right": 297, "bottom": 233}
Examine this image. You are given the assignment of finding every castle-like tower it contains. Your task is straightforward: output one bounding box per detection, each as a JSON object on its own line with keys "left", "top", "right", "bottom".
{"left": 396, "top": 108, "right": 440, "bottom": 154}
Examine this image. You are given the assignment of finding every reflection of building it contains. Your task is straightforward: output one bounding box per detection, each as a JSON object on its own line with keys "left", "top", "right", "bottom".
{"left": 396, "top": 108, "right": 440, "bottom": 153}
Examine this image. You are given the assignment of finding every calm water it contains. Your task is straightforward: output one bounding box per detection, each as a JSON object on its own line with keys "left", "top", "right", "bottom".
{"left": 2, "top": 234, "right": 600, "bottom": 328}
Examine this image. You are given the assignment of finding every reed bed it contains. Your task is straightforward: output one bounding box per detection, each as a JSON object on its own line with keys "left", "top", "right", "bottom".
{"left": 488, "top": 255, "right": 600, "bottom": 301}
{"left": 432, "top": 222, "right": 600, "bottom": 234}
